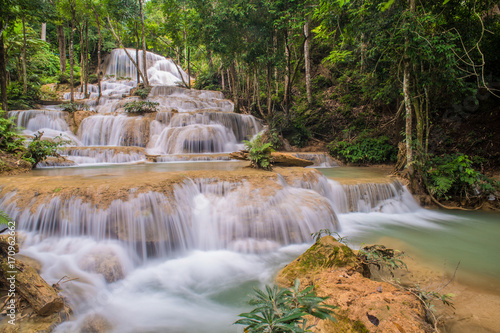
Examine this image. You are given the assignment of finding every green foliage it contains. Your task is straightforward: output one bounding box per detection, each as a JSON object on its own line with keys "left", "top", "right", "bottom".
{"left": 88, "top": 74, "right": 99, "bottom": 84}
{"left": 133, "top": 86, "right": 152, "bottom": 99}
{"left": 7, "top": 82, "right": 40, "bottom": 110}
{"left": 0, "top": 111, "right": 25, "bottom": 154}
{"left": 193, "top": 70, "right": 220, "bottom": 91}
{"left": 58, "top": 74, "right": 70, "bottom": 85}
{"left": 243, "top": 133, "right": 274, "bottom": 170}
{"left": 123, "top": 100, "right": 159, "bottom": 113}
{"left": 59, "top": 66, "right": 81, "bottom": 86}
{"left": 311, "top": 229, "right": 348, "bottom": 245}
{"left": 328, "top": 136, "right": 397, "bottom": 164}
{"left": 23, "top": 131, "right": 70, "bottom": 169}
{"left": 357, "top": 245, "right": 407, "bottom": 274}
{"left": 410, "top": 284, "right": 455, "bottom": 312}
{"left": 61, "top": 102, "right": 89, "bottom": 113}
{"left": 235, "top": 279, "right": 337, "bottom": 333}
{"left": 425, "top": 153, "right": 500, "bottom": 201}
{"left": 0, "top": 211, "right": 13, "bottom": 226}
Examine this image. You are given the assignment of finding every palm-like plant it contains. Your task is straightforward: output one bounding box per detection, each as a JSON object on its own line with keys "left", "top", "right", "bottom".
{"left": 235, "top": 280, "right": 337, "bottom": 333}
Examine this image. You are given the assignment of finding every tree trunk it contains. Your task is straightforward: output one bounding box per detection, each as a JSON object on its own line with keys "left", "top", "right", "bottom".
{"left": 304, "top": 21, "right": 312, "bottom": 104}
{"left": 56, "top": 25, "right": 66, "bottom": 73}
{"left": 79, "top": 24, "right": 84, "bottom": 92}
{"left": 230, "top": 60, "right": 239, "bottom": 113}
{"left": 404, "top": 0, "right": 416, "bottom": 176}
{"left": 0, "top": 28, "right": 8, "bottom": 112}
{"left": 106, "top": 16, "right": 146, "bottom": 83}
{"left": 255, "top": 68, "right": 265, "bottom": 118}
{"left": 84, "top": 20, "right": 89, "bottom": 97}
{"left": 91, "top": 4, "right": 102, "bottom": 99}
{"left": 403, "top": 60, "right": 413, "bottom": 175}
{"left": 208, "top": 49, "right": 213, "bottom": 72}
{"left": 221, "top": 67, "right": 225, "bottom": 90}
{"left": 266, "top": 64, "right": 273, "bottom": 117}
{"left": 139, "top": 0, "right": 149, "bottom": 86}
{"left": 69, "top": 0, "right": 76, "bottom": 103}
{"left": 284, "top": 31, "right": 290, "bottom": 115}
{"left": 135, "top": 22, "right": 140, "bottom": 83}
{"left": 41, "top": 23, "right": 46, "bottom": 41}
{"left": 22, "top": 17, "right": 28, "bottom": 93}
{"left": 187, "top": 47, "right": 191, "bottom": 89}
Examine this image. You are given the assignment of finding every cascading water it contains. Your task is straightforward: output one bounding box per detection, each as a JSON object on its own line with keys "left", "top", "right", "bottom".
{"left": 0, "top": 165, "right": 460, "bottom": 333}
{"left": 29, "top": 48, "right": 264, "bottom": 166}
{"left": 7, "top": 110, "right": 81, "bottom": 144}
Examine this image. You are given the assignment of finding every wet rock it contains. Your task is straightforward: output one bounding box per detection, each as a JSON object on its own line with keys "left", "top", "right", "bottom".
{"left": 79, "top": 250, "right": 125, "bottom": 283}
{"left": 79, "top": 313, "right": 113, "bottom": 333}
{"left": 276, "top": 236, "right": 432, "bottom": 333}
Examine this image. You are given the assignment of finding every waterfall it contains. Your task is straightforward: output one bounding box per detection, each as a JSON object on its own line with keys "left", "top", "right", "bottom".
{"left": 148, "top": 112, "right": 262, "bottom": 154}
{"left": 62, "top": 147, "right": 146, "bottom": 164}
{"left": 8, "top": 109, "right": 82, "bottom": 145}
{"left": 0, "top": 175, "right": 341, "bottom": 259}
{"left": 78, "top": 115, "right": 150, "bottom": 147}
{"left": 8, "top": 110, "right": 70, "bottom": 132}
{"left": 103, "top": 49, "right": 189, "bottom": 86}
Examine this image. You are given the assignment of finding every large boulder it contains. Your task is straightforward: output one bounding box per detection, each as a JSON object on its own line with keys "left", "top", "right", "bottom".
{"left": 276, "top": 236, "right": 432, "bottom": 333}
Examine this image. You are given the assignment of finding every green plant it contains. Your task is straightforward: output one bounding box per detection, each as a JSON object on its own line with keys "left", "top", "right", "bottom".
{"left": 243, "top": 133, "right": 274, "bottom": 170}
{"left": 23, "top": 131, "right": 70, "bottom": 168}
{"left": 7, "top": 81, "right": 40, "bottom": 110}
{"left": 0, "top": 110, "right": 25, "bottom": 153}
{"left": 0, "top": 210, "right": 13, "bottom": 226}
{"left": 328, "top": 136, "right": 397, "bottom": 164}
{"left": 311, "top": 229, "right": 349, "bottom": 245}
{"left": 57, "top": 73, "right": 70, "bottom": 85}
{"left": 133, "top": 86, "right": 152, "bottom": 99}
{"left": 88, "top": 74, "right": 98, "bottom": 84}
{"left": 357, "top": 245, "right": 407, "bottom": 274}
{"left": 61, "top": 102, "right": 90, "bottom": 113}
{"left": 123, "top": 100, "right": 159, "bottom": 113}
{"left": 425, "top": 153, "right": 499, "bottom": 201}
{"left": 408, "top": 284, "right": 455, "bottom": 331}
{"left": 235, "top": 279, "right": 337, "bottom": 333}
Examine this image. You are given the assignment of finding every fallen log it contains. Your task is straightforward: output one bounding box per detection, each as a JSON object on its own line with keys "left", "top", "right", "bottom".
{"left": 0, "top": 257, "right": 64, "bottom": 316}
{"left": 229, "top": 151, "right": 314, "bottom": 167}
{"left": 0, "top": 235, "right": 64, "bottom": 316}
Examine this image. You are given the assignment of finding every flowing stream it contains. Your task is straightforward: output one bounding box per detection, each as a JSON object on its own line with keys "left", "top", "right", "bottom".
{"left": 1, "top": 49, "right": 499, "bottom": 332}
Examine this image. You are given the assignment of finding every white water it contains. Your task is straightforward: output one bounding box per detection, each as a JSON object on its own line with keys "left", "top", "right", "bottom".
{"left": 1, "top": 167, "right": 447, "bottom": 332}
{"left": 17, "top": 48, "right": 263, "bottom": 167}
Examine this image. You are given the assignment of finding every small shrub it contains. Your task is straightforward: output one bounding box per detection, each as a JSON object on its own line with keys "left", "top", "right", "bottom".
{"left": 357, "top": 245, "right": 407, "bottom": 275}
{"left": 0, "top": 110, "right": 25, "bottom": 153}
{"left": 243, "top": 133, "right": 274, "bottom": 170}
{"left": 124, "top": 100, "right": 159, "bottom": 113}
{"left": 425, "top": 153, "right": 499, "bottom": 201}
{"left": 0, "top": 210, "right": 13, "bottom": 226}
{"left": 133, "top": 86, "right": 152, "bottom": 99}
{"left": 61, "top": 102, "right": 90, "bottom": 113}
{"left": 23, "top": 131, "right": 70, "bottom": 168}
{"left": 7, "top": 82, "right": 40, "bottom": 110}
{"left": 328, "top": 136, "right": 397, "bottom": 164}
{"left": 88, "top": 74, "right": 98, "bottom": 84}
{"left": 58, "top": 73, "right": 70, "bottom": 84}
{"left": 235, "top": 279, "right": 337, "bottom": 333}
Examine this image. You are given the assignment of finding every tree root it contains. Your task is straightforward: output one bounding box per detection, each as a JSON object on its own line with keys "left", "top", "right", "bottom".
{"left": 429, "top": 194, "right": 484, "bottom": 211}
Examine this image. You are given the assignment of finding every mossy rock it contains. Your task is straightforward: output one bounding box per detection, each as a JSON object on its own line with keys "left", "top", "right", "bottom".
{"left": 276, "top": 236, "right": 365, "bottom": 286}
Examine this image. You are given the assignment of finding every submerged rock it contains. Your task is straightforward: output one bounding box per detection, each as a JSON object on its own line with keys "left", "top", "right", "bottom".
{"left": 78, "top": 313, "right": 113, "bottom": 333}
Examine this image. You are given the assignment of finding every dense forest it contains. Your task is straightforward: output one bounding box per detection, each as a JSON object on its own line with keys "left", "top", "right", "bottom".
{"left": 0, "top": 0, "right": 499, "bottom": 207}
